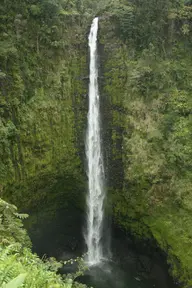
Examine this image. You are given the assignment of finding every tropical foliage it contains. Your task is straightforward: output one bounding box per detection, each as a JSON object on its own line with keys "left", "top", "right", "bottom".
{"left": 1, "top": 0, "right": 192, "bottom": 287}
{"left": 99, "top": 1, "right": 192, "bottom": 287}
{"left": 0, "top": 198, "right": 87, "bottom": 288}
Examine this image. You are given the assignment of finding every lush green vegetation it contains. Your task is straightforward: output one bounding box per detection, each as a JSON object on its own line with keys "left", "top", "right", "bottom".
{"left": 99, "top": 0, "right": 192, "bottom": 287}
{"left": 1, "top": 0, "right": 192, "bottom": 287}
{"left": 0, "top": 198, "right": 87, "bottom": 288}
{"left": 0, "top": 0, "right": 88, "bottom": 190}
{"left": 0, "top": 1, "right": 91, "bottom": 287}
{"left": 0, "top": 0, "right": 91, "bottom": 240}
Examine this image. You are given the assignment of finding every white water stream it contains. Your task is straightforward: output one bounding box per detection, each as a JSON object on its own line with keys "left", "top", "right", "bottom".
{"left": 85, "top": 17, "right": 106, "bottom": 265}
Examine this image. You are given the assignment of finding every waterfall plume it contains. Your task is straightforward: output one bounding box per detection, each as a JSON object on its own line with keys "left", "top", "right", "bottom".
{"left": 85, "top": 17, "right": 106, "bottom": 266}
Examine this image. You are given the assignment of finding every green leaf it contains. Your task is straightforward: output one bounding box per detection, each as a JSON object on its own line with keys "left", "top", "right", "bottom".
{"left": 4, "top": 273, "right": 27, "bottom": 288}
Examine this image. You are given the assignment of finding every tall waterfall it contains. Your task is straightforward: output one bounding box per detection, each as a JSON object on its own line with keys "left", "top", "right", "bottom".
{"left": 85, "top": 17, "right": 105, "bottom": 265}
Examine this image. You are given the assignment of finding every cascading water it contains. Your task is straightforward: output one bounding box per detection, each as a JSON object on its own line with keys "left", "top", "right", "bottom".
{"left": 76, "top": 16, "right": 176, "bottom": 288}
{"left": 85, "top": 17, "right": 106, "bottom": 266}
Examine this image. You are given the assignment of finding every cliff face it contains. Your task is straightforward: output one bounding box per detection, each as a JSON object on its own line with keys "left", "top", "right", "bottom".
{"left": 1, "top": 0, "right": 192, "bottom": 286}
{"left": 0, "top": 1, "right": 91, "bottom": 253}
{"left": 0, "top": 1, "right": 89, "bottom": 210}
{"left": 99, "top": 6, "right": 192, "bottom": 287}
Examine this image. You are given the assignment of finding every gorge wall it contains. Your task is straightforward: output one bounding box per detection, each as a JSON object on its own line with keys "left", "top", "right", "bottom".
{"left": 98, "top": 4, "right": 192, "bottom": 287}
{"left": 0, "top": 1, "right": 91, "bottom": 254}
{"left": 1, "top": 0, "right": 192, "bottom": 287}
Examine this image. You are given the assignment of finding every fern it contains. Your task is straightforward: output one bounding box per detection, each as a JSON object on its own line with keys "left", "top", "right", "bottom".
{"left": 0, "top": 199, "right": 30, "bottom": 247}
{"left": 3, "top": 273, "right": 27, "bottom": 288}
{"left": 0, "top": 197, "right": 87, "bottom": 288}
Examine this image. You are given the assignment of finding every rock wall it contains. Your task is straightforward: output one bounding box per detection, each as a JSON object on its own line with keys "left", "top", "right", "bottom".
{"left": 99, "top": 12, "right": 192, "bottom": 287}
{"left": 0, "top": 2, "right": 91, "bottom": 253}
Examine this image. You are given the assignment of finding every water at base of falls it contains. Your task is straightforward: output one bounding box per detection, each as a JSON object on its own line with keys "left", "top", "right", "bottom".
{"left": 76, "top": 235, "right": 177, "bottom": 288}
{"left": 77, "top": 261, "right": 174, "bottom": 288}
{"left": 85, "top": 17, "right": 106, "bottom": 266}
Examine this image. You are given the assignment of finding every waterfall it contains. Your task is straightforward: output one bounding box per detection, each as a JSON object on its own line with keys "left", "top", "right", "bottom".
{"left": 85, "top": 17, "right": 106, "bottom": 266}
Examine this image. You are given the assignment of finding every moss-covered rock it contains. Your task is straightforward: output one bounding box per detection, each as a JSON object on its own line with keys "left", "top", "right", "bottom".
{"left": 0, "top": 1, "right": 90, "bottom": 213}
{"left": 99, "top": 9, "right": 192, "bottom": 287}
{"left": 0, "top": 0, "right": 92, "bottom": 255}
